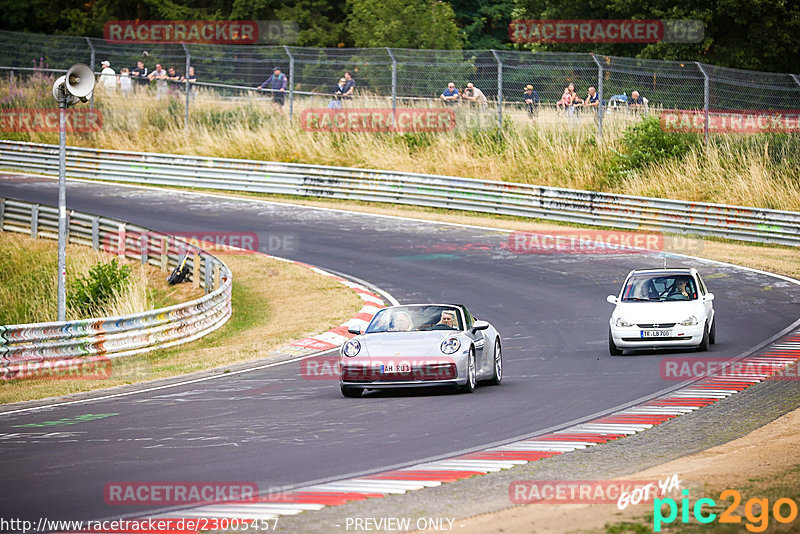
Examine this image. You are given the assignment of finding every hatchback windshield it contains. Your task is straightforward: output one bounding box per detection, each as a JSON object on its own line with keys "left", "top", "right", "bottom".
{"left": 366, "top": 305, "right": 463, "bottom": 333}
{"left": 622, "top": 273, "right": 698, "bottom": 302}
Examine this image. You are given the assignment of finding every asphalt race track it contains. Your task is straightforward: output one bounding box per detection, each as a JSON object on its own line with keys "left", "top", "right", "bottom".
{"left": 1, "top": 173, "right": 799, "bottom": 524}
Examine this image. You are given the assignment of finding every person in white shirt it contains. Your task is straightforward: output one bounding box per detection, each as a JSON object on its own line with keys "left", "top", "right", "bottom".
{"left": 99, "top": 60, "right": 116, "bottom": 92}
{"left": 119, "top": 68, "right": 132, "bottom": 96}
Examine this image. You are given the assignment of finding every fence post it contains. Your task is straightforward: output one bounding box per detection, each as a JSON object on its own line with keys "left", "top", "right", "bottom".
{"left": 0, "top": 198, "right": 4, "bottom": 232}
{"left": 118, "top": 223, "right": 126, "bottom": 258}
{"left": 386, "top": 47, "right": 397, "bottom": 121}
{"left": 695, "top": 62, "right": 710, "bottom": 144}
{"left": 140, "top": 232, "right": 148, "bottom": 265}
{"left": 283, "top": 45, "right": 295, "bottom": 119}
{"left": 204, "top": 256, "right": 213, "bottom": 293}
{"left": 791, "top": 74, "right": 800, "bottom": 89}
{"left": 86, "top": 37, "right": 95, "bottom": 110}
{"left": 182, "top": 43, "right": 190, "bottom": 131}
{"left": 590, "top": 54, "right": 604, "bottom": 141}
{"left": 490, "top": 49, "right": 503, "bottom": 129}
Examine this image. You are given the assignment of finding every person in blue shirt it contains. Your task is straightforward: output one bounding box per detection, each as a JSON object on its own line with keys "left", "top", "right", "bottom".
{"left": 584, "top": 87, "right": 600, "bottom": 109}
{"left": 523, "top": 84, "right": 540, "bottom": 117}
{"left": 440, "top": 82, "right": 459, "bottom": 105}
{"left": 256, "top": 67, "right": 287, "bottom": 109}
{"left": 628, "top": 90, "right": 644, "bottom": 110}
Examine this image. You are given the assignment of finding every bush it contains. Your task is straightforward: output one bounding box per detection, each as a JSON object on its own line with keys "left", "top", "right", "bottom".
{"left": 67, "top": 258, "right": 131, "bottom": 317}
{"left": 616, "top": 114, "right": 700, "bottom": 170}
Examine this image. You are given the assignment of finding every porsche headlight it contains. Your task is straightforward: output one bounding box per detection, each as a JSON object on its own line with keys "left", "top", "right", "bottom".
{"left": 615, "top": 317, "right": 634, "bottom": 327}
{"left": 342, "top": 339, "right": 361, "bottom": 357}
{"left": 680, "top": 315, "right": 698, "bottom": 326}
{"left": 441, "top": 337, "right": 461, "bottom": 354}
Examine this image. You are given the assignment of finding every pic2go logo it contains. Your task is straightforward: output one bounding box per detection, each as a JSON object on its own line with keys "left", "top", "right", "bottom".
{"left": 654, "top": 489, "right": 800, "bottom": 532}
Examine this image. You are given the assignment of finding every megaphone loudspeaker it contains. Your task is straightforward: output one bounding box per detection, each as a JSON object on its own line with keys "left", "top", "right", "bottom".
{"left": 65, "top": 63, "right": 95, "bottom": 98}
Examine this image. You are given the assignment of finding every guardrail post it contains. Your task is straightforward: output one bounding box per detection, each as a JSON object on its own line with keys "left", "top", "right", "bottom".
{"left": 695, "top": 62, "right": 710, "bottom": 144}
{"left": 31, "top": 204, "right": 39, "bottom": 238}
{"left": 214, "top": 262, "right": 221, "bottom": 290}
{"left": 91, "top": 216, "right": 99, "bottom": 250}
{"left": 283, "top": 45, "right": 295, "bottom": 119}
{"left": 590, "top": 54, "right": 604, "bottom": 141}
{"left": 204, "top": 256, "right": 213, "bottom": 293}
{"left": 192, "top": 252, "right": 200, "bottom": 288}
{"left": 386, "top": 47, "right": 397, "bottom": 121}
{"left": 118, "top": 223, "right": 126, "bottom": 258}
{"left": 490, "top": 50, "right": 503, "bottom": 129}
{"left": 182, "top": 43, "right": 191, "bottom": 131}
{"left": 86, "top": 37, "right": 95, "bottom": 110}
{"left": 140, "top": 232, "right": 148, "bottom": 265}
{"left": 0, "top": 198, "right": 5, "bottom": 232}
{"left": 161, "top": 236, "right": 168, "bottom": 272}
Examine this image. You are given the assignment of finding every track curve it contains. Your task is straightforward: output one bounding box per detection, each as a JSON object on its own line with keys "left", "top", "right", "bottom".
{"left": 1, "top": 173, "right": 799, "bottom": 523}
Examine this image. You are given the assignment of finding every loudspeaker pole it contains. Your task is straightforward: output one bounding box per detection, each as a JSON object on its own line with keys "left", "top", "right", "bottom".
{"left": 57, "top": 87, "right": 67, "bottom": 321}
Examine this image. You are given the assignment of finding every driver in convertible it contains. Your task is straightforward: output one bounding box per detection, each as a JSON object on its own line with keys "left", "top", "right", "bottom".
{"left": 432, "top": 310, "right": 458, "bottom": 330}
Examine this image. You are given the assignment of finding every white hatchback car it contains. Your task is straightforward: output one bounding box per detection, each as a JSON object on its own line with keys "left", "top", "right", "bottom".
{"left": 606, "top": 268, "right": 715, "bottom": 355}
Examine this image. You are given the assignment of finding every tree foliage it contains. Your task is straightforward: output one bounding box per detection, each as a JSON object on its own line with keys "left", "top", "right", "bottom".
{"left": 346, "top": 0, "right": 463, "bottom": 49}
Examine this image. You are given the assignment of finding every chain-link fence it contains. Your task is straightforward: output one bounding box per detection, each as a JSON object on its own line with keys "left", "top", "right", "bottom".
{"left": 1, "top": 29, "right": 799, "bottom": 138}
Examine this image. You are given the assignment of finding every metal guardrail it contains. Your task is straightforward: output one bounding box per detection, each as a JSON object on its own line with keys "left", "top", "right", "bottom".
{"left": 1, "top": 140, "right": 799, "bottom": 246}
{"left": 0, "top": 196, "right": 232, "bottom": 378}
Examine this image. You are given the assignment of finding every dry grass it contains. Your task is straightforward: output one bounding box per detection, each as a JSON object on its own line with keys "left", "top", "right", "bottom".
{"left": 0, "top": 251, "right": 363, "bottom": 404}
{"left": 0, "top": 232, "right": 191, "bottom": 324}
{"left": 2, "top": 77, "right": 798, "bottom": 211}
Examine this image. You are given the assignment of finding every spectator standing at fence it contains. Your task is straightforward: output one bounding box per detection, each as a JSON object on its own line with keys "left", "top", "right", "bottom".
{"left": 584, "top": 86, "right": 600, "bottom": 109}
{"left": 330, "top": 77, "right": 346, "bottom": 109}
{"left": 343, "top": 72, "right": 356, "bottom": 99}
{"left": 257, "top": 67, "right": 287, "bottom": 109}
{"left": 440, "top": 82, "right": 460, "bottom": 105}
{"left": 166, "top": 66, "right": 180, "bottom": 95}
{"left": 131, "top": 61, "right": 148, "bottom": 92}
{"left": 119, "top": 68, "right": 132, "bottom": 96}
{"left": 98, "top": 60, "right": 116, "bottom": 92}
{"left": 149, "top": 63, "right": 168, "bottom": 99}
{"left": 181, "top": 66, "right": 198, "bottom": 98}
{"left": 628, "top": 90, "right": 645, "bottom": 110}
{"left": 523, "top": 84, "right": 539, "bottom": 117}
{"left": 462, "top": 82, "right": 487, "bottom": 108}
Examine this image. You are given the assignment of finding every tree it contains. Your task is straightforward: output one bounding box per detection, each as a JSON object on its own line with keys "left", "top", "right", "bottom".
{"left": 346, "top": 0, "right": 464, "bottom": 49}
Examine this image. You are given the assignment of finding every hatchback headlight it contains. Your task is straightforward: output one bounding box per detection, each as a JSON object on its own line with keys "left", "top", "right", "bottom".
{"left": 342, "top": 339, "right": 361, "bottom": 357}
{"left": 441, "top": 337, "right": 461, "bottom": 354}
{"left": 680, "top": 315, "right": 698, "bottom": 326}
{"left": 615, "top": 317, "right": 634, "bottom": 327}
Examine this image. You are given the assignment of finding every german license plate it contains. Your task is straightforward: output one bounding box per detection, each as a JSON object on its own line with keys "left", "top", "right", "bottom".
{"left": 641, "top": 330, "right": 671, "bottom": 338}
{"left": 381, "top": 363, "right": 411, "bottom": 373}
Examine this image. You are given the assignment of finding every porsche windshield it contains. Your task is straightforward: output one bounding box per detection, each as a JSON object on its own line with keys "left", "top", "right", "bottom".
{"left": 366, "top": 305, "right": 463, "bottom": 333}
{"left": 622, "top": 273, "right": 698, "bottom": 302}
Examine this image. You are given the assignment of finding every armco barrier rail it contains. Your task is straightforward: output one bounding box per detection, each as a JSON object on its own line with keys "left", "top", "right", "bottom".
{"left": 1, "top": 140, "right": 799, "bottom": 246}
{"left": 0, "top": 196, "right": 232, "bottom": 378}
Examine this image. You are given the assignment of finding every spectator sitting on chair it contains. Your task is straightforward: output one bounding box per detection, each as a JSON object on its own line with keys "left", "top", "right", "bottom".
{"left": 440, "top": 82, "right": 460, "bottom": 105}
{"left": 569, "top": 83, "right": 584, "bottom": 108}
{"left": 628, "top": 90, "right": 645, "bottom": 110}
{"left": 523, "top": 84, "right": 539, "bottom": 117}
{"left": 584, "top": 87, "right": 600, "bottom": 109}
{"left": 462, "top": 82, "right": 487, "bottom": 107}
{"left": 556, "top": 87, "right": 572, "bottom": 112}
{"left": 342, "top": 72, "right": 356, "bottom": 99}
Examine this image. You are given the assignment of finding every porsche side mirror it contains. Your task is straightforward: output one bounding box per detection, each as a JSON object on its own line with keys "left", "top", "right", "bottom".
{"left": 347, "top": 326, "right": 363, "bottom": 335}
{"left": 472, "top": 320, "right": 490, "bottom": 333}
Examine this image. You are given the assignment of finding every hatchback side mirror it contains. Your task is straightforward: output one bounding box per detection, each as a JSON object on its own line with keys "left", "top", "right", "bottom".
{"left": 704, "top": 293, "right": 715, "bottom": 302}
{"left": 606, "top": 295, "right": 618, "bottom": 304}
